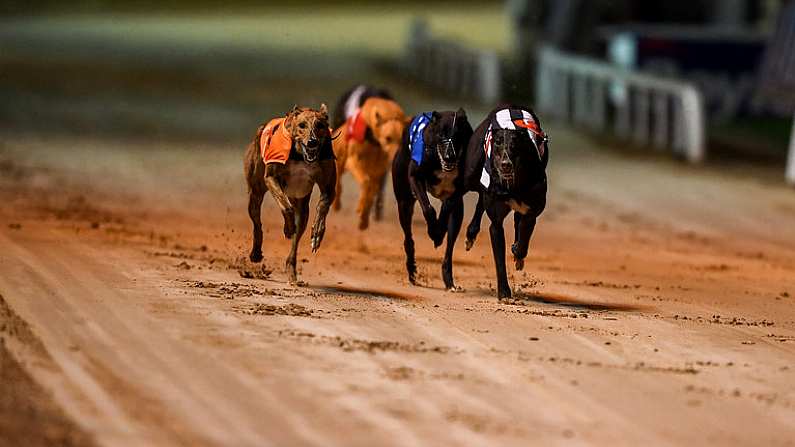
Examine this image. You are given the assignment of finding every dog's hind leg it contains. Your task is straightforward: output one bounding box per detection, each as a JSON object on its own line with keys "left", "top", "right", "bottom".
{"left": 332, "top": 150, "right": 346, "bottom": 212}
{"left": 465, "top": 192, "right": 485, "bottom": 251}
{"left": 356, "top": 177, "right": 379, "bottom": 230}
{"left": 441, "top": 194, "right": 464, "bottom": 291}
{"left": 373, "top": 174, "right": 387, "bottom": 221}
{"left": 247, "top": 188, "right": 265, "bottom": 262}
{"left": 511, "top": 213, "right": 537, "bottom": 271}
{"left": 286, "top": 197, "right": 310, "bottom": 285}
{"left": 397, "top": 199, "right": 418, "bottom": 284}
{"left": 487, "top": 202, "right": 512, "bottom": 298}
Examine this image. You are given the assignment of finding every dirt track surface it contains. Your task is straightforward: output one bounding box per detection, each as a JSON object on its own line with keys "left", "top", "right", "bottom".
{"left": 1, "top": 130, "right": 795, "bottom": 446}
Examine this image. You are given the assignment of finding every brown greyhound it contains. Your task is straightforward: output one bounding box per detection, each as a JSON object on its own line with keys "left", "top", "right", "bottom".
{"left": 244, "top": 104, "right": 336, "bottom": 284}
{"left": 332, "top": 97, "right": 407, "bottom": 230}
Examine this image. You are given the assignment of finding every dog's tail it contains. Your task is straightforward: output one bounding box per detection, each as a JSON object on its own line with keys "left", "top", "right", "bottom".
{"left": 252, "top": 123, "right": 266, "bottom": 155}
{"left": 244, "top": 123, "right": 268, "bottom": 192}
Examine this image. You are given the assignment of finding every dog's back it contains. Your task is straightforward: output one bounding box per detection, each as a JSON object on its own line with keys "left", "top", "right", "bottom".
{"left": 332, "top": 85, "right": 394, "bottom": 128}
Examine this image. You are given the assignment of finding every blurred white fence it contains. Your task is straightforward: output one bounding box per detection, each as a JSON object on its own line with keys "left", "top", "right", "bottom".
{"left": 405, "top": 20, "right": 500, "bottom": 104}
{"left": 536, "top": 46, "right": 705, "bottom": 164}
{"left": 787, "top": 115, "right": 795, "bottom": 186}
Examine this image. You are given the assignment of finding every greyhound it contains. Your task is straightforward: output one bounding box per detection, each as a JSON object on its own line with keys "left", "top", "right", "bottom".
{"left": 332, "top": 97, "right": 407, "bottom": 230}
{"left": 462, "top": 105, "right": 549, "bottom": 298}
{"left": 244, "top": 104, "right": 336, "bottom": 284}
{"left": 332, "top": 85, "right": 395, "bottom": 221}
{"left": 392, "top": 109, "right": 473, "bottom": 290}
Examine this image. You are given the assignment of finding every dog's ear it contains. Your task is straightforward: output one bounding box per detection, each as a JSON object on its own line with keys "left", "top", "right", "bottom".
{"left": 404, "top": 115, "right": 413, "bottom": 127}
{"left": 431, "top": 111, "right": 441, "bottom": 122}
{"left": 319, "top": 103, "right": 329, "bottom": 121}
{"left": 373, "top": 109, "right": 382, "bottom": 125}
{"left": 284, "top": 104, "right": 301, "bottom": 131}
{"left": 456, "top": 107, "right": 467, "bottom": 119}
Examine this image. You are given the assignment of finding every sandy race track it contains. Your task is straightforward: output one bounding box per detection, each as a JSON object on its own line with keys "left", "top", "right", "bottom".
{"left": 1, "top": 127, "right": 794, "bottom": 447}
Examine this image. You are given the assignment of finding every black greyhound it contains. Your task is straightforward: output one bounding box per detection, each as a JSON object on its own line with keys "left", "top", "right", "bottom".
{"left": 392, "top": 109, "right": 473, "bottom": 290}
{"left": 462, "top": 105, "right": 549, "bottom": 298}
{"left": 332, "top": 84, "right": 395, "bottom": 221}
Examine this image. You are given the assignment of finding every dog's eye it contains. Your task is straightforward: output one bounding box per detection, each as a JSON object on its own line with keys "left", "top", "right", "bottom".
{"left": 298, "top": 122, "right": 307, "bottom": 129}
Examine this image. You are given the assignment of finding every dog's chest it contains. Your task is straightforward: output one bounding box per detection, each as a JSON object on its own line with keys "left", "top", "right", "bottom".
{"left": 507, "top": 198, "right": 531, "bottom": 215}
{"left": 429, "top": 169, "right": 458, "bottom": 200}
{"left": 284, "top": 161, "right": 319, "bottom": 198}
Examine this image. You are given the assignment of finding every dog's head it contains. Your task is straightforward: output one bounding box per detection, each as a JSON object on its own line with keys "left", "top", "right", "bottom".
{"left": 489, "top": 126, "right": 547, "bottom": 189}
{"left": 362, "top": 98, "right": 406, "bottom": 158}
{"left": 284, "top": 104, "right": 331, "bottom": 163}
{"left": 426, "top": 108, "right": 471, "bottom": 172}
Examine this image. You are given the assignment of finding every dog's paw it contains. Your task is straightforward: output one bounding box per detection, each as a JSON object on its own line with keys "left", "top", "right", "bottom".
{"left": 465, "top": 238, "right": 475, "bottom": 251}
{"left": 497, "top": 288, "right": 513, "bottom": 300}
{"left": 428, "top": 223, "right": 444, "bottom": 248}
{"left": 249, "top": 250, "right": 263, "bottom": 263}
{"left": 311, "top": 226, "right": 326, "bottom": 253}
{"left": 432, "top": 232, "right": 445, "bottom": 248}
{"left": 514, "top": 257, "right": 525, "bottom": 271}
{"left": 310, "top": 235, "right": 322, "bottom": 253}
{"left": 446, "top": 285, "right": 464, "bottom": 293}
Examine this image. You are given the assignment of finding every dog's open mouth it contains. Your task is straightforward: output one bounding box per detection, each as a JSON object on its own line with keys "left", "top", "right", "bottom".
{"left": 301, "top": 143, "right": 319, "bottom": 163}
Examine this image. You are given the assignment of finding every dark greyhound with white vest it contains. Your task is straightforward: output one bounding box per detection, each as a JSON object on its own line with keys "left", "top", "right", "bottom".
{"left": 462, "top": 105, "right": 549, "bottom": 298}
{"left": 392, "top": 109, "right": 473, "bottom": 291}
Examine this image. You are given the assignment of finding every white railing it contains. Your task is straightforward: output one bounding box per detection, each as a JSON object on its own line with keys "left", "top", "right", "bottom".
{"left": 405, "top": 19, "right": 500, "bottom": 104}
{"left": 536, "top": 46, "right": 706, "bottom": 164}
{"left": 787, "top": 114, "right": 795, "bottom": 186}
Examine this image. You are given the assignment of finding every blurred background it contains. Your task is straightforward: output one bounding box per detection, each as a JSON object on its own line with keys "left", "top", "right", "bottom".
{"left": 1, "top": 0, "right": 793, "bottom": 182}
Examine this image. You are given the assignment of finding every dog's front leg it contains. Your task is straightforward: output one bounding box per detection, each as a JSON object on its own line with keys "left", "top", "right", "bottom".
{"left": 408, "top": 164, "right": 443, "bottom": 246}
{"left": 441, "top": 193, "right": 464, "bottom": 291}
{"left": 512, "top": 181, "right": 547, "bottom": 269}
{"left": 487, "top": 201, "right": 512, "bottom": 298}
{"left": 264, "top": 164, "right": 296, "bottom": 238}
{"left": 511, "top": 213, "right": 537, "bottom": 271}
{"left": 311, "top": 160, "right": 337, "bottom": 253}
{"left": 465, "top": 191, "right": 485, "bottom": 251}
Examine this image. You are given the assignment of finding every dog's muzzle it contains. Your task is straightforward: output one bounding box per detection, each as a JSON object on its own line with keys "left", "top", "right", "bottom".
{"left": 437, "top": 139, "right": 457, "bottom": 172}
{"left": 301, "top": 141, "right": 320, "bottom": 163}
{"left": 496, "top": 161, "right": 514, "bottom": 186}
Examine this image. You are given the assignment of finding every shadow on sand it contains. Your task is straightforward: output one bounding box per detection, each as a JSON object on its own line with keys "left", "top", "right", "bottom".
{"left": 504, "top": 290, "right": 647, "bottom": 312}
{"left": 308, "top": 284, "right": 647, "bottom": 312}
{"left": 308, "top": 283, "right": 420, "bottom": 301}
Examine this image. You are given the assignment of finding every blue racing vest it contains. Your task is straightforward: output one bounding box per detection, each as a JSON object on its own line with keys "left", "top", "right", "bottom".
{"left": 409, "top": 113, "right": 432, "bottom": 165}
